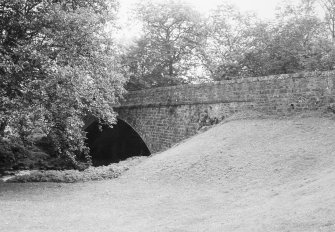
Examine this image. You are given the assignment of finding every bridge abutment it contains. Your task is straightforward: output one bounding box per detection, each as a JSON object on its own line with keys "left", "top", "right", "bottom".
{"left": 116, "top": 71, "right": 335, "bottom": 153}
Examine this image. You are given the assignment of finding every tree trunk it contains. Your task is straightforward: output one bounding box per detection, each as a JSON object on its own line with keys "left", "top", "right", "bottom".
{"left": 169, "top": 61, "right": 173, "bottom": 76}
{"left": 0, "top": 121, "right": 7, "bottom": 138}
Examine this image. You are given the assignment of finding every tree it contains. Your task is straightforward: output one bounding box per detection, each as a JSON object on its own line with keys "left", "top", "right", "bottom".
{"left": 319, "top": 0, "right": 335, "bottom": 42}
{"left": 0, "top": 0, "right": 126, "bottom": 165}
{"left": 241, "top": 0, "right": 333, "bottom": 76}
{"left": 196, "top": 3, "right": 257, "bottom": 80}
{"left": 123, "top": 0, "right": 203, "bottom": 90}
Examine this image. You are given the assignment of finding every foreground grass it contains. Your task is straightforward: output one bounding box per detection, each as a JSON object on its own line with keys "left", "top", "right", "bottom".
{"left": 6, "top": 156, "right": 147, "bottom": 183}
{"left": 2, "top": 116, "right": 335, "bottom": 232}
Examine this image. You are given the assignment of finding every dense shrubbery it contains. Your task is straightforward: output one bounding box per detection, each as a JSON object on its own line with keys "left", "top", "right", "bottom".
{"left": 0, "top": 138, "right": 82, "bottom": 173}
{"left": 0, "top": 139, "right": 43, "bottom": 172}
{"left": 6, "top": 156, "right": 146, "bottom": 183}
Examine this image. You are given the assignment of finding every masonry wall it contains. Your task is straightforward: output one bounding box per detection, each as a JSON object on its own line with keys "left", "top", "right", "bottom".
{"left": 116, "top": 71, "right": 335, "bottom": 153}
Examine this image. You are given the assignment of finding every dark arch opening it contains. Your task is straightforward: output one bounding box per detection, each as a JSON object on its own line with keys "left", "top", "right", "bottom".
{"left": 85, "top": 119, "right": 151, "bottom": 166}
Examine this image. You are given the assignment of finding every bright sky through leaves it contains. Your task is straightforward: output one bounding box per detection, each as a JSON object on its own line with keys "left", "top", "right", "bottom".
{"left": 116, "top": 0, "right": 302, "bottom": 43}
{"left": 119, "top": 0, "right": 300, "bottom": 19}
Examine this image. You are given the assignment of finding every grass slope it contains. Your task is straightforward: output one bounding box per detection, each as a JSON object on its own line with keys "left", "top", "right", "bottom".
{"left": 1, "top": 115, "right": 335, "bottom": 231}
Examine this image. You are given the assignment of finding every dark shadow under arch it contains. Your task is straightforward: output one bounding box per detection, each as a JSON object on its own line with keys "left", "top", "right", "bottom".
{"left": 85, "top": 119, "right": 150, "bottom": 166}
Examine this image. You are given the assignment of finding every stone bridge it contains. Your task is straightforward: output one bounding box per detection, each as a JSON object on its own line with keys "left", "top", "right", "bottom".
{"left": 85, "top": 71, "right": 335, "bottom": 165}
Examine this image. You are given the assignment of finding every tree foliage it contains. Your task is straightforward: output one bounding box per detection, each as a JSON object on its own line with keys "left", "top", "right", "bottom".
{"left": 0, "top": 0, "right": 126, "bottom": 165}
{"left": 123, "top": 0, "right": 203, "bottom": 90}
{"left": 241, "top": 0, "right": 332, "bottom": 76}
{"left": 319, "top": 0, "right": 335, "bottom": 42}
{"left": 197, "top": 3, "right": 257, "bottom": 80}
{"left": 122, "top": 0, "right": 335, "bottom": 84}
{"left": 196, "top": 0, "right": 335, "bottom": 80}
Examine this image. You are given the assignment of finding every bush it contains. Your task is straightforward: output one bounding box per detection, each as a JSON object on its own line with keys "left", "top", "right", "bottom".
{"left": 326, "top": 103, "right": 335, "bottom": 114}
{"left": 0, "top": 138, "right": 82, "bottom": 173}
{"left": 0, "top": 139, "right": 30, "bottom": 173}
{"left": 7, "top": 156, "right": 147, "bottom": 183}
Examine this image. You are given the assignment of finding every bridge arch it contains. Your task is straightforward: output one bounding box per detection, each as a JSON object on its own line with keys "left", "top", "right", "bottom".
{"left": 84, "top": 117, "right": 151, "bottom": 166}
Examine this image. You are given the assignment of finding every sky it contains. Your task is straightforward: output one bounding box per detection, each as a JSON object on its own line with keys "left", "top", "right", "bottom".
{"left": 114, "top": 0, "right": 305, "bottom": 43}
{"left": 118, "top": 0, "right": 301, "bottom": 19}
